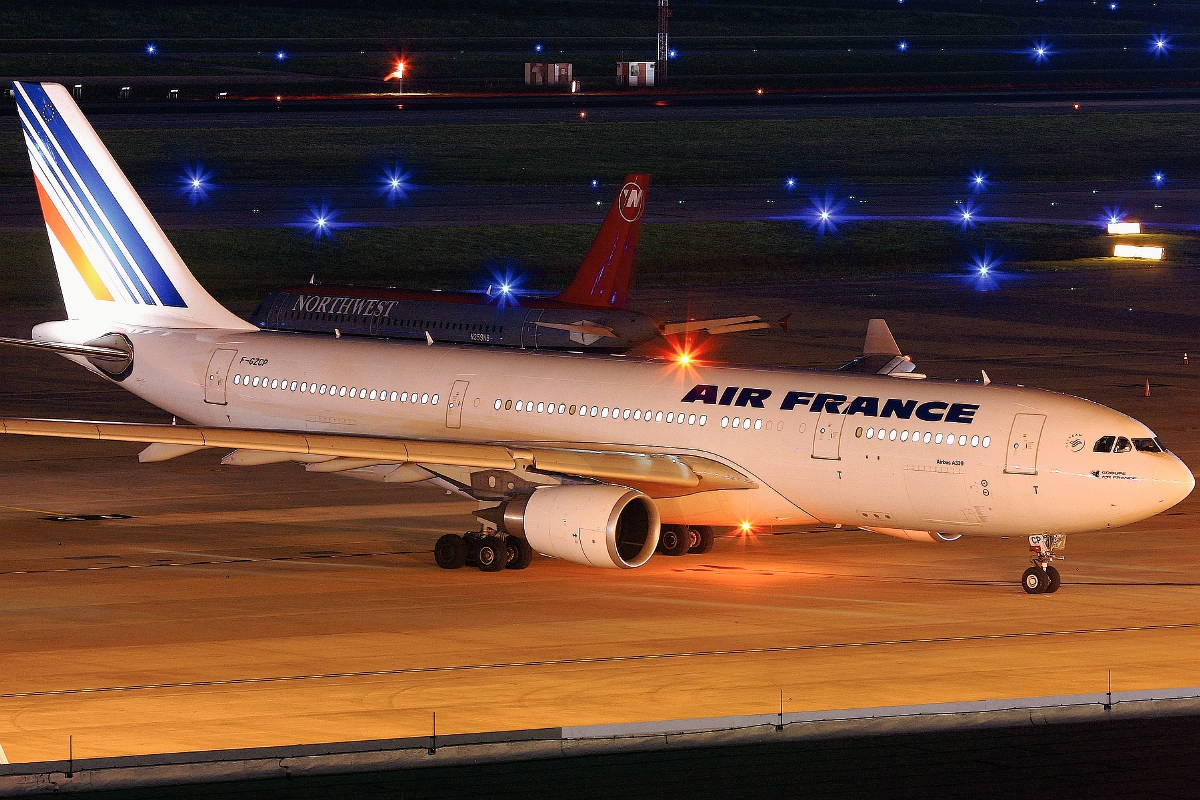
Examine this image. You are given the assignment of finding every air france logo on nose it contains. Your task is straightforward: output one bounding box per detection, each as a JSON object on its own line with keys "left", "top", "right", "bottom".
{"left": 619, "top": 182, "right": 644, "bottom": 222}
{"left": 680, "top": 384, "right": 979, "bottom": 424}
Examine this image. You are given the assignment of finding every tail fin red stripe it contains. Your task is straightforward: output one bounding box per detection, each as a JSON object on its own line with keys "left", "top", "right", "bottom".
{"left": 555, "top": 174, "right": 649, "bottom": 309}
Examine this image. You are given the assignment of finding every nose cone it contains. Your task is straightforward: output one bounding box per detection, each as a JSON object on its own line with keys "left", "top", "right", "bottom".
{"left": 1155, "top": 454, "right": 1195, "bottom": 511}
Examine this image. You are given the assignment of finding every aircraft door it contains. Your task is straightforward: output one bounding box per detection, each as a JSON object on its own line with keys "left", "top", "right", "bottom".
{"left": 812, "top": 410, "right": 846, "bottom": 460}
{"left": 204, "top": 349, "right": 238, "bottom": 405}
{"left": 445, "top": 380, "right": 470, "bottom": 429}
{"left": 1005, "top": 414, "right": 1046, "bottom": 475}
{"left": 521, "top": 310, "right": 543, "bottom": 349}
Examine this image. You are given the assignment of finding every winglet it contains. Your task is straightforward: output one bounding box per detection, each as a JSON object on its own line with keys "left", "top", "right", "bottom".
{"left": 863, "top": 319, "right": 902, "bottom": 356}
{"left": 554, "top": 174, "right": 649, "bottom": 309}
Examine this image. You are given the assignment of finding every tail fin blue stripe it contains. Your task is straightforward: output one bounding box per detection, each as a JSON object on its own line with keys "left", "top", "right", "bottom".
{"left": 14, "top": 82, "right": 186, "bottom": 308}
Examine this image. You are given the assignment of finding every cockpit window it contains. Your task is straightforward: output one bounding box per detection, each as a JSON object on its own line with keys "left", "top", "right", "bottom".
{"left": 1132, "top": 438, "right": 1162, "bottom": 453}
{"left": 1113, "top": 436, "right": 1132, "bottom": 454}
{"left": 1093, "top": 436, "right": 1115, "bottom": 453}
{"left": 1155, "top": 437, "right": 1170, "bottom": 453}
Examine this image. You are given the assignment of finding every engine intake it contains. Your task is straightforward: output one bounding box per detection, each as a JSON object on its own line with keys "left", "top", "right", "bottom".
{"left": 492, "top": 485, "right": 660, "bottom": 568}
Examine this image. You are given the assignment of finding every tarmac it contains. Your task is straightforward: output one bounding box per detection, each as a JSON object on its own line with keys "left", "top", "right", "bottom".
{"left": 0, "top": 266, "right": 1197, "bottom": 765}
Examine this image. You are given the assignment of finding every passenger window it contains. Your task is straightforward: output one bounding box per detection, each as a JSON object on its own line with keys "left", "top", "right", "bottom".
{"left": 666, "top": 412, "right": 674, "bottom": 423}
{"left": 559, "top": 404, "right": 566, "bottom": 414}
{"left": 721, "top": 416, "right": 729, "bottom": 428}
{"left": 1113, "top": 437, "right": 1132, "bottom": 454}
{"left": 1132, "top": 438, "right": 1161, "bottom": 453}
{"left": 590, "top": 406, "right": 598, "bottom": 417}
{"left": 1093, "top": 436, "right": 1116, "bottom": 453}
{"left": 688, "top": 414, "right": 697, "bottom": 425}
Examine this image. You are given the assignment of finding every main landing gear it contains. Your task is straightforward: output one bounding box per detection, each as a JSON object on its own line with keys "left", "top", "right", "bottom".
{"left": 434, "top": 531, "right": 532, "bottom": 572}
{"left": 1021, "top": 533, "right": 1064, "bottom": 594}
{"left": 657, "top": 525, "right": 715, "bottom": 557}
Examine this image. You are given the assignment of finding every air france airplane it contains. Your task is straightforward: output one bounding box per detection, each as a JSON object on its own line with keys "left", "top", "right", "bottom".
{"left": 1, "top": 82, "right": 1193, "bottom": 594}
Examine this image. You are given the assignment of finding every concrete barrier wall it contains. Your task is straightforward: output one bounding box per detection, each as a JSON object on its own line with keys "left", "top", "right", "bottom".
{"left": 2, "top": 688, "right": 1199, "bottom": 796}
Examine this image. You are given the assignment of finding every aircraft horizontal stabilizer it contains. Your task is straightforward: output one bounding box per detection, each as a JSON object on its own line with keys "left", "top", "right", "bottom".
{"left": 0, "top": 418, "right": 755, "bottom": 495}
{"left": 0, "top": 335, "right": 129, "bottom": 362}
{"left": 660, "top": 315, "right": 766, "bottom": 337}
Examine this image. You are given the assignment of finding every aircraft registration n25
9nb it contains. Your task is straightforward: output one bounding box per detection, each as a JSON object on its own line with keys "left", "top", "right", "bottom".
{"left": 2, "top": 82, "right": 1193, "bottom": 594}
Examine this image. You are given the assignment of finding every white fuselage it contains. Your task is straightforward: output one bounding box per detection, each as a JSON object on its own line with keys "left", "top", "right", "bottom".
{"left": 40, "top": 320, "right": 1194, "bottom": 536}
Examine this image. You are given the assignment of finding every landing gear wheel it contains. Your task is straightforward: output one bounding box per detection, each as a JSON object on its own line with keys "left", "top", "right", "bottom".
{"left": 659, "top": 525, "right": 691, "bottom": 556}
{"left": 688, "top": 526, "right": 715, "bottom": 555}
{"left": 505, "top": 536, "right": 534, "bottom": 570}
{"left": 1045, "top": 565, "right": 1061, "bottom": 594}
{"left": 473, "top": 536, "right": 507, "bottom": 572}
{"left": 1022, "top": 567, "right": 1048, "bottom": 594}
{"left": 434, "top": 534, "right": 468, "bottom": 569}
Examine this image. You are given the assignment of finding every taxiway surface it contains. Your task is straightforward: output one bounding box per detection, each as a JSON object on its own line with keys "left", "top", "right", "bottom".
{"left": 0, "top": 269, "right": 1198, "bottom": 763}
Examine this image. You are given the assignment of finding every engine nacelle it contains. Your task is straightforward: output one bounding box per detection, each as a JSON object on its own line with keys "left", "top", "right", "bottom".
{"left": 499, "top": 485, "right": 660, "bottom": 568}
{"left": 865, "top": 526, "right": 963, "bottom": 543}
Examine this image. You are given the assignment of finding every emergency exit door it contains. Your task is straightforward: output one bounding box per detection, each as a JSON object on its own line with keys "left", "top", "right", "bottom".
{"left": 1005, "top": 413, "right": 1046, "bottom": 474}
{"left": 445, "top": 380, "right": 470, "bottom": 429}
{"left": 812, "top": 410, "right": 846, "bottom": 460}
{"left": 204, "top": 349, "right": 237, "bottom": 405}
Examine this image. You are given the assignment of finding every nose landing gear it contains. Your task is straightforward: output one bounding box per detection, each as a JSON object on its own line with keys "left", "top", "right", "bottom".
{"left": 1022, "top": 534, "right": 1065, "bottom": 594}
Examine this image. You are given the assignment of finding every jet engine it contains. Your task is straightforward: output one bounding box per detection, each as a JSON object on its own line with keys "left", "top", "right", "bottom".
{"left": 492, "top": 485, "right": 660, "bottom": 568}
{"left": 865, "top": 526, "right": 962, "bottom": 543}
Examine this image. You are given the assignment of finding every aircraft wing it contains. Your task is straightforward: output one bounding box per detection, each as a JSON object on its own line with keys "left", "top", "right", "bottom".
{"left": 0, "top": 418, "right": 755, "bottom": 496}
{"left": 659, "top": 316, "right": 769, "bottom": 337}
{"left": 836, "top": 319, "right": 923, "bottom": 377}
{"left": 531, "top": 321, "right": 618, "bottom": 338}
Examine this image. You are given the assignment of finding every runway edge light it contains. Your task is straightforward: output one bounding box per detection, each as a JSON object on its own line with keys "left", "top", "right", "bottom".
{"left": 1113, "top": 244, "right": 1163, "bottom": 260}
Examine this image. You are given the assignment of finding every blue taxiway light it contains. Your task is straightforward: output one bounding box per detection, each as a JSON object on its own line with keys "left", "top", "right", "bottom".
{"left": 178, "top": 165, "right": 215, "bottom": 204}
{"left": 808, "top": 193, "right": 846, "bottom": 235}
{"left": 534, "top": 44, "right": 544, "bottom": 53}
{"left": 1151, "top": 34, "right": 1172, "bottom": 56}
{"left": 970, "top": 170, "right": 988, "bottom": 192}
{"left": 785, "top": 177, "right": 797, "bottom": 190}
{"left": 276, "top": 51, "right": 287, "bottom": 61}
{"left": 1030, "top": 39, "right": 1052, "bottom": 64}
{"left": 591, "top": 179, "right": 600, "bottom": 189}
{"left": 668, "top": 49, "right": 678, "bottom": 59}
{"left": 1153, "top": 172, "right": 1166, "bottom": 186}
{"left": 898, "top": 41, "right": 909, "bottom": 52}
{"left": 378, "top": 164, "right": 413, "bottom": 204}
{"left": 145, "top": 44, "right": 157, "bottom": 55}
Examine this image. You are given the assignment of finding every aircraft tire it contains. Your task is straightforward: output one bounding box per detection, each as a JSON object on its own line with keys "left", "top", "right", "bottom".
{"left": 688, "top": 526, "right": 715, "bottom": 555}
{"left": 1021, "top": 567, "right": 1047, "bottom": 594}
{"left": 659, "top": 525, "right": 691, "bottom": 557}
{"left": 434, "top": 534, "right": 468, "bottom": 570}
{"left": 475, "top": 536, "right": 507, "bottom": 572}
{"left": 506, "top": 536, "right": 534, "bottom": 570}
{"left": 1045, "top": 566, "right": 1062, "bottom": 593}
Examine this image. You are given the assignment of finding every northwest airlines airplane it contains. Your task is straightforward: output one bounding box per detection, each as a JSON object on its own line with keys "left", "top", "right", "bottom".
{"left": 1, "top": 82, "right": 1193, "bottom": 594}
{"left": 249, "top": 175, "right": 768, "bottom": 352}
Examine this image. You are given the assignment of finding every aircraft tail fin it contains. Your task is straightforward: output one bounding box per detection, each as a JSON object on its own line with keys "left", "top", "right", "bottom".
{"left": 555, "top": 174, "right": 649, "bottom": 309}
{"left": 13, "top": 81, "right": 251, "bottom": 330}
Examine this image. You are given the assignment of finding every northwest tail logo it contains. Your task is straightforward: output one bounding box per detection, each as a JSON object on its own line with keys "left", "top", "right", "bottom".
{"left": 619, "top": 182, "right": 645, "bottom": 222}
